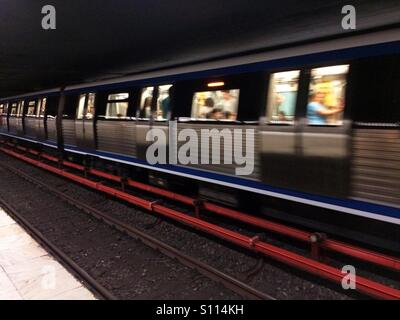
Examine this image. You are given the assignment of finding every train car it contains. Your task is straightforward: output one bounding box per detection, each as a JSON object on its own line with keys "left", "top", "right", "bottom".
{"left": 0, "top": 29, "right": 399, "bottom": 251}
{"left": 0, "top": 90, "right": 61, "bottom": 149}
{"left": 23, "top": 97, "right": 48, "bottom": 141}
{"left": 7, "top": 100, "right": 24, "bottom": 136}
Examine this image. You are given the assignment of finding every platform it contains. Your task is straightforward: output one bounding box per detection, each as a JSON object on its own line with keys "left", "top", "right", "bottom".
{"left": 0, "top": 208, "right": 96, "bottom": 300}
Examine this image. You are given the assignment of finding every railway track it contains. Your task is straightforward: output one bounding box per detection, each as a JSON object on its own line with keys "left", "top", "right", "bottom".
{"left": 0, "top": 154, "right": 273, "bottom": 300}
{"left": 0, "top": 141, "right": 399, "bottom": 299}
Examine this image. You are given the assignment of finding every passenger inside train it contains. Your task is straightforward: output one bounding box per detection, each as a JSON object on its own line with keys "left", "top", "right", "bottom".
{"left": 191, "top": 89, "right": 239, "bottom": 120}
{"left": 156, "top": 84, "right": 173, "bottom": 120}
{"left": 307, "top": 65, "right": 348, "bottom": 125}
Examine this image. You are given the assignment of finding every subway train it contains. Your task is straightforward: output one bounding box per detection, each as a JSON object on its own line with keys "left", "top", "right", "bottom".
{"left": 1, "top": 29, "right": 399, "bottom": 252}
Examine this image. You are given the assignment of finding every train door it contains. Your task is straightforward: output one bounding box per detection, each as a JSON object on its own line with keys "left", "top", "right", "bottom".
{"left": 60, "top": 94, "right": 78, "bottom": 147}
{"left": 16, "top": 100, "right": 25, "bottom": 136}
{"left": 96, "top": 91, "right": 136, "bottom": 157}
{"left": 299, "top": 64, "right": 351, "bottom": 197}
{"left": 260, "top": 70, "right": 302, "bottom": 189}
{"left": 24, "top": 100, "right": 38, "bottom": 138}
{"left": 46, "top": 96, "right": 60, "bottom": 144}
{"left": 75, "top": 93, "right": 96, "bottom": 150}
{"left": 36, "top": 98, "right": 47, "bottom": 140}
{"left": 8, "top": 101, "right": 18, "bottom": 135}
{"left": 136, "top": 85, "right": 173, "bottom": 161}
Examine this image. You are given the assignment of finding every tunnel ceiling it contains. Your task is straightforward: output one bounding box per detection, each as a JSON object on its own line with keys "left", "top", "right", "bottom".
{"left": 0, "top": 0, "right": 399, "bottom": 98}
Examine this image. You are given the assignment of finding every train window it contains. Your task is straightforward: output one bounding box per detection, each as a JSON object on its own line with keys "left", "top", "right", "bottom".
{"left": 77, "top": 93, "right": 95, "bottom": 120}
{"left": 351, "top": 56, "right": 400, "bottom": 123}
{"left": 36, "top": 100, "right": 41, "bottom": 117}
{"left": 266, "top": 70, "right": 300, "bottom": 124}
{"left": 139, "top": 87, "right": 154, "bottom": 119}
{"left": 76, "top": 94, "right": 86, "bottom": 120}
{"left": 139, "top": 84, "right": 173, "bottom": 120}
{"left": 17, "top": 101, "right": 24, "bottom": 116}
{"left": 86, "top": 93, "right": 95, "bottom": 119}
{"left": 156, "top": 84, "right": 172, "bottom": 120}
{"left": 46, "top": 97, "right": 59, "bottom": 118}
{"left": 27, "top": 101, "right": 36, "bottom": 116}
{"left": 10, "top": 103, "right": 17, "bottom": 115}
{"left": 191, "top": 89, "right": 240, "bottom": 120}
{"left": 106, "top": 93, "right": 129, "bottom": 119}
{"left": 0, "top": 104, "right": 3, "bottom": 115}
{"left": 36, "top": 98, "right": 47, "bottom": 117}
{"left": 307, "top": 65, "right": 349, "bottom": 125}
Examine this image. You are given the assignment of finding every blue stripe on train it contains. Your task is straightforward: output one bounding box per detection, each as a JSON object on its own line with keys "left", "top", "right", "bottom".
{"left": 0, "top": 132, "right": 58, "bottom": 148}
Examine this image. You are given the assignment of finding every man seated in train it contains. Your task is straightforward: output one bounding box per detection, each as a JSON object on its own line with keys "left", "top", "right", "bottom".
{"left": 307, "top": 91, "right": 343, "bottom": 125}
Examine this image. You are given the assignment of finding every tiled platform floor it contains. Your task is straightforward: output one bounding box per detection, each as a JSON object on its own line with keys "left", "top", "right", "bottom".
{"left": 0, "top": 208, "right": 96, "bottom": 300}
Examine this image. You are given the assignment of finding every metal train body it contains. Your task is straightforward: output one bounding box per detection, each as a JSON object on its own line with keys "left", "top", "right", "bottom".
{"left": 1, "top": 30, "right": 399, "bottom": 250}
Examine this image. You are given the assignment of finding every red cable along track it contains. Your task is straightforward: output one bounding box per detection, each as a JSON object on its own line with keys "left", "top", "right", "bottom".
{"left": 1, "top": 143, "right": 399, "bottom": 300}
